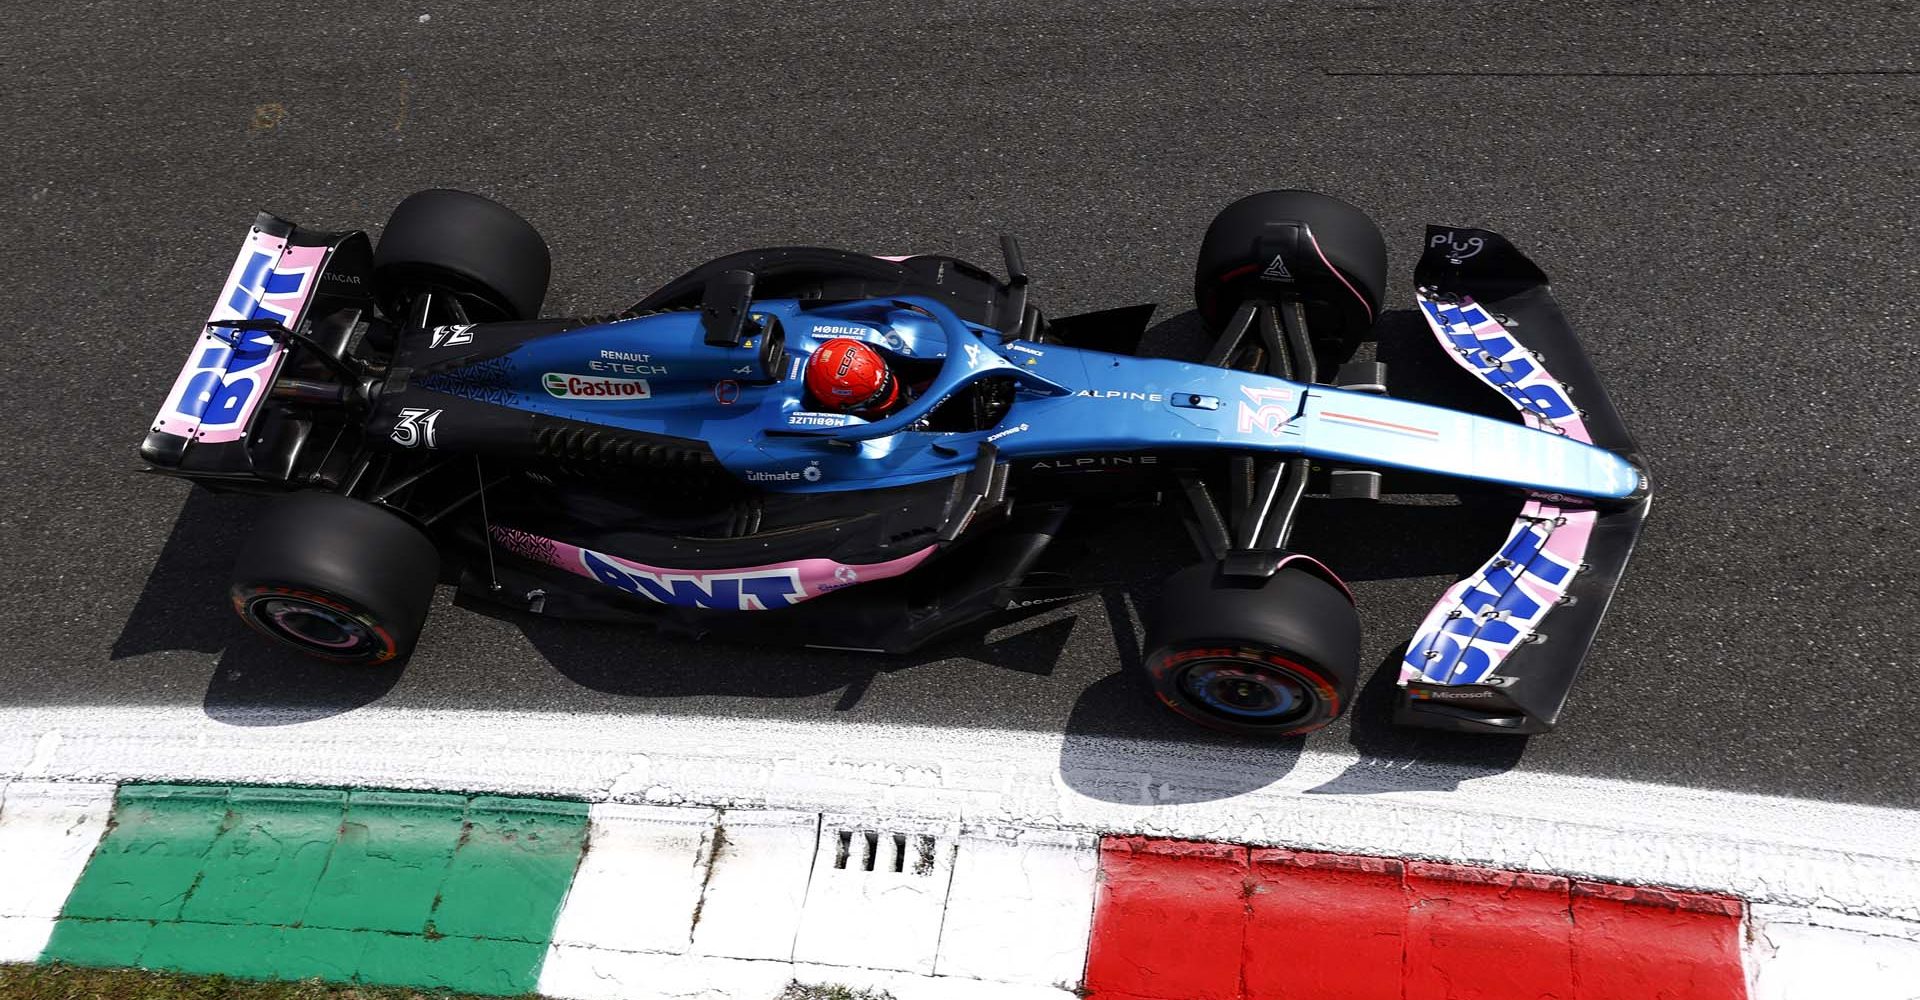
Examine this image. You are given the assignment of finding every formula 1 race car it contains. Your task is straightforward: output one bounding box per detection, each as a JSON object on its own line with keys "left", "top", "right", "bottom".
{"left": 140, "top": 189, "right": 1651, "bottom": 736}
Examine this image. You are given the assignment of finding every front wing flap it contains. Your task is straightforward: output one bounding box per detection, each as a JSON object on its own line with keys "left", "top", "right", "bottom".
{"left": 1395, "top": 226, "right": 1653, "bottom": 734}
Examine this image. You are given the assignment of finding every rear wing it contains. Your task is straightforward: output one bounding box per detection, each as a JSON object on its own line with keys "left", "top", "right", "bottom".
{"left": 141, "top": 212, "right": 371, "bottom": 477}
{"left": 1395, "top": 227, "right": 1653, "bottom": 734}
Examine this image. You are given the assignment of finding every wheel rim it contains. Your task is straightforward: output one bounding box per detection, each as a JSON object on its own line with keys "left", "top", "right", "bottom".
{"left": 247, "top": 596, "right": 378, "bottom": 658}
{"left": 1178, "top": 659, "right": 1316, "bottom": 724}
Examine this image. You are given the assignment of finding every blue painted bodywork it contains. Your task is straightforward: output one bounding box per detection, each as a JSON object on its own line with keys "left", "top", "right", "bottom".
{"left": 431, "top": 296, "right": 1641, "bottom": 500}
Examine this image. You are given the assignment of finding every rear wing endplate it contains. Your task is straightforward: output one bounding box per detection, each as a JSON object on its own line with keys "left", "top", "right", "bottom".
{"left": 141, "top": 213, "right": 365, "bottom": 474}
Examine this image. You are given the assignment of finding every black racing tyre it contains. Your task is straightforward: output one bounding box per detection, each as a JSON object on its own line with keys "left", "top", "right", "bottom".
{"left": 1193, "top": 190, "right": 1387, "bottom": 366}
{"left": 1141, "top": 562, "right": 1362, "bottom": 738}
{"left": 230, "top": 493, "right": 440, "bottom": 665}
{"left": 373, "top": 189, "right": 551, "bottom": 322}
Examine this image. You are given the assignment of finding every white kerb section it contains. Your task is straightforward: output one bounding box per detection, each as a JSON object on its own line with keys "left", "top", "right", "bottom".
{"left": 792, "top": 815, "right": 958, "bottom": 974}
{"left": 690, "top": 809, "right": 819, "bottom": 961}
{"left": 0, "top": 781, "right": 114, "bottom": 962}
{"left": 1747, "top": 905, "right": 1920, "bottom": 1000}
{"left": 550, "top": 804, "right": 719, "bottom": 954}
{"left": 538, "top": 806, "right": 1090, "bottom": 999}
{"left": 936, "top": 826, "right": 1097, "bottom": 986}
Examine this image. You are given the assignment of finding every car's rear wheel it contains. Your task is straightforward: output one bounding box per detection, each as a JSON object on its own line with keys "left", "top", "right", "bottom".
{"left": 1193, "top": 190, "right": 1387, "bottom": 368}
{"left": 373, "top": 188, "right": 551, "bottom": 322}
{"left": 1140, "top": 562, "right": 1361, "bottom": 737}
{"left": 230, "top": 493, "right": 440, "bottom": 664}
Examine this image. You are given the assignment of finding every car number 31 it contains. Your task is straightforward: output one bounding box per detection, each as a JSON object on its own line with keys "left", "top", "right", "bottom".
{"left": 390, "top": 407, "right": 443, "bottom": 448}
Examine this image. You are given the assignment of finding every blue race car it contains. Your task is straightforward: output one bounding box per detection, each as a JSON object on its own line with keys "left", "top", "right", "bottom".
{"left": 140, "top": 189, "right": 1650, "bottom": 737}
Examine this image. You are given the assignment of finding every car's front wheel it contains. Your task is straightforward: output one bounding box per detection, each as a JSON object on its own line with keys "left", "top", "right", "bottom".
{"left": 230, "top": 493, "right": 440, "bottom": 664}
{"left": 1140, "top": 562, "right": 1361, "bottom": 737}
{"left": 1193, "top": 189, "right": 1387, "bottom": 369}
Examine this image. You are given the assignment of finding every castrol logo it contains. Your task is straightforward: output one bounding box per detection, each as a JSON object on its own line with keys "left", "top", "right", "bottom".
{"left": 543, "top": 373, "right": 652, "bottom": 400}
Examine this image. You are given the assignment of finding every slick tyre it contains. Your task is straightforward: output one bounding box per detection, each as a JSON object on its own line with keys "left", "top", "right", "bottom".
{"left": 373, "top": 188, "right": 551, "bottom": 322}
{"left": 1141, "top": 562, "right": 1361, "bottom": 738}
{"left": 1193, "top": 190, "right": 1387, "bottom": 366}
{"left": 230, "top": 493, "right": 440, "bottom": 665}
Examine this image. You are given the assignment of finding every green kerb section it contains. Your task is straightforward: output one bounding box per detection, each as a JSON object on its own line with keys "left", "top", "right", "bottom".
{"left": 42, "top": 785, "right": 590, "bottom": 995}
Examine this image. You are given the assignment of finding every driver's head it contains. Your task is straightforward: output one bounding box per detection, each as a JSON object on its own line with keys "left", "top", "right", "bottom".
{"left": 804, "top": 337, "right": 900, "bottom": 415}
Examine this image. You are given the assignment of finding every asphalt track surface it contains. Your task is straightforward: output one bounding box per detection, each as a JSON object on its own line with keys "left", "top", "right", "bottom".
{"left": 2, "top": 3, "right": 1916, "bottom": 808}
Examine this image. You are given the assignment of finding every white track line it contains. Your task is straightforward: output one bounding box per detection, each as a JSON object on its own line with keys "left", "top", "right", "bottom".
{"left": 3, "top": 704, "right": 1919, "bottom": 920}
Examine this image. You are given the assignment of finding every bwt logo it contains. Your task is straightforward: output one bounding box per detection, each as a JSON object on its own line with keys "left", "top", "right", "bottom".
{"left": 1427, "top": 302, "right": 1577, "bottom": 422}
{"left": 1404, "top": 519, "right": 1576, "bottom": 684}
{"left": 581, "top": 550, "right": 803, "bottom": 610}
{"left": 1236, "top": 386, "right": 1294, "bottom": 435}
{"left": 172, "top": 248, "right": 311, "bottom": 428}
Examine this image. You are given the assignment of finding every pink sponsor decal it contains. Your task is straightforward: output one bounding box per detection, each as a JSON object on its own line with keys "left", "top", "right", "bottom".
{"left": 491, "top": 526, "right": 937, "bottom": 611}
{"left": 1403, "top": 290, "right": 1604, "bottom": 686}
{"left": 152, "top": 230, "right": 327, "bottom": 445}
{"left": 1417, "top": 292, "right": 1593, "bottom": 444}
{"left": 1400, "top": 500, "right": 1596, "bottom": 685}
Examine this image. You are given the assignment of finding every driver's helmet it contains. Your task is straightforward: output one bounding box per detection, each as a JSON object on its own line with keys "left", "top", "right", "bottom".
{"left": 804, "top": 337, "right": 900, "bottom": 415}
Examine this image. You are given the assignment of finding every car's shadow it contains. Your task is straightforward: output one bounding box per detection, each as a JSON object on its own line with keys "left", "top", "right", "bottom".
{"left": 112, "top": 489, "right": 409, "bottom": 726}
{"left": 113, "top": 306, "right": 1530, "bottom": 795}
{"left": 487, "top": 599, "right": 1082, "bottom": 710}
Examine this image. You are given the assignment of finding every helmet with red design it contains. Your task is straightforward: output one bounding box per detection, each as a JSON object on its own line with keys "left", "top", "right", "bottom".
{"left": 803, "top": 337, "right": 900, "bottom": 415}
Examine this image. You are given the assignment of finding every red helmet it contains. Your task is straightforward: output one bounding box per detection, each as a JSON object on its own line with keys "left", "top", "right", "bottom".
{"left": 804, "top": 338, "right": 899, "bottom": 414}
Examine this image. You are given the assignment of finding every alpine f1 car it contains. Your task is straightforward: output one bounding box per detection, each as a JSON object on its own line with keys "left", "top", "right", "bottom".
{"left": 139, "top": 188, "right": 1651, "bottom": 736}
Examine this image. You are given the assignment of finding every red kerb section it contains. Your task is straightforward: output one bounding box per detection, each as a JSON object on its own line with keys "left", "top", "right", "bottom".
{"left": 1246, "top": 849, "right": 1405, "bottom": 1000}
{"left": 1084, "top": 837, "right": 1250, "bottom": 1000}
{"left": 1083, "top": 838, "right": 1748, "bottom": 1000}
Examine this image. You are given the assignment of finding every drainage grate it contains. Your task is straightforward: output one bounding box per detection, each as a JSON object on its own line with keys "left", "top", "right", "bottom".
{"left": 832, "top": 829, "right": 938, "bottom": 874}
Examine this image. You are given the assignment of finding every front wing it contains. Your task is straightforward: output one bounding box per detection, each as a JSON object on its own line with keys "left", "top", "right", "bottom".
{"left": 1395, "top": 227, "right": 1653, "bottom": 734}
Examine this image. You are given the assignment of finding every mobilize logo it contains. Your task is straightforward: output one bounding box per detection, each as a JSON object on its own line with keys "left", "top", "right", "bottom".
{"left": 544, "top": 373, "right": 651, "bottom": 399}
{"left": 788, "top": 411, "right": 853, "bottom": 428}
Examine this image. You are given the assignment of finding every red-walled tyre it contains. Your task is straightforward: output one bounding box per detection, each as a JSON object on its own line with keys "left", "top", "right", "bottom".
{"left": 1141, "top": 562, "right": 1361, "bottom": 738}
{"left": 230, "top": 493, "right": 440, "bottom": 665}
